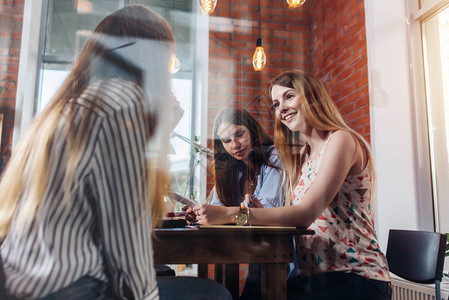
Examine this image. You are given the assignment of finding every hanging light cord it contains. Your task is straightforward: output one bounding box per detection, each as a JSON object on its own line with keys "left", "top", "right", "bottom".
{"left": 258, "top": 0, "right": 261, "bottom": 37}
{"left": 172, "top": 0, "right": 175, "bottom": 34}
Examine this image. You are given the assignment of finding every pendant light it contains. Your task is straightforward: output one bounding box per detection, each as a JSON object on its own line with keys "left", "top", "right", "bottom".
{"left": 170, "top": 0, "right": 181, "bottom": 73}
{"left": 199, "top": 0, "right": 217, "bottom": 15}
{"left": 170, "top": 55, "right": 181, "bottom": 73}
{"left": 252, "top": 38, "right": 266, "bottom": 71}
{"left": 252, "top": 0, "right": 266, "bottom": 71}
{"left": 287, "top": 0, "right": 306, "bottom": 9}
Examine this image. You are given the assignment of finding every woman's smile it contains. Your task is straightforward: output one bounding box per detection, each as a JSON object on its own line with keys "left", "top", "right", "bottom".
{"left": 283, "top": 112, "right": 297, "bottom": 122}
{"left": 271, "top": 84, "right": 304, "bottom": 131}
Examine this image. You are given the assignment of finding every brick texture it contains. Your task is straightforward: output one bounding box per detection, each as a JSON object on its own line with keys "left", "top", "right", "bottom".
{"left": 309, "top": 0, "right": 370, "bottom": 140}
{"left": 206, "top": 0, "right": 312, "bottom": 202}
{"left": 206, "top": 1, "right": 369, "bottom": 294}
{"left": 206, "top": 0, "right": 370, "bottom": 194}
{"left": 0, "top": 1, "right": 23, "bottom": 154}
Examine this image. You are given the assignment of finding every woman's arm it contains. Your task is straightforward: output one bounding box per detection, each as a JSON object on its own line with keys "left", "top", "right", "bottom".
{"left": 195, "top": 131, "right": 362, "bottom": 228}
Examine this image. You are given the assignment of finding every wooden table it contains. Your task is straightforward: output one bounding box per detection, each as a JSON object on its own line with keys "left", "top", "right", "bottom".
{"left": 153, "top": 225, "right": 314, "bottom": 300}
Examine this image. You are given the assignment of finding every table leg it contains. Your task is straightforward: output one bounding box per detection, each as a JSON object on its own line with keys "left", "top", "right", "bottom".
{"left": 224, "top": 263, "right": 239, "bottom": 300}
{"left": 215, "top": 264, "right": 223, "bottom": 284}
{"left": 198, "top": 264, "right": 208, "bottom": 278}
{"left": 261, "top": 263, "right": 287, "bottom": 300}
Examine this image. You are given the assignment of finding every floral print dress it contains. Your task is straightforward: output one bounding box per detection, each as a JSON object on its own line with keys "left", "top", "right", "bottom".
{"left": 292, "top": 133, "right": 390, "bottom": 281}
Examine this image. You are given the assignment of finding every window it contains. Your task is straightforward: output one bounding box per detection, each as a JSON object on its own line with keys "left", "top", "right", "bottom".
{"left": 420, "top": 1, "right": 449, "bottom": 233}
{"left": 28, "top": 0, "right": 209, "bottom": 204}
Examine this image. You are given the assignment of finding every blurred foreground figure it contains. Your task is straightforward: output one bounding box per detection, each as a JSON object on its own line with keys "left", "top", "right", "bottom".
{"left": 0, "top": 5, "right": 176, "bottom": 299}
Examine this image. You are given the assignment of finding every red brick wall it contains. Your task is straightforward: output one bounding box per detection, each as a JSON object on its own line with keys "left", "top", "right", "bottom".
{"left": 0, "top": 0, "right": 23, "bottom": 155}
{"left": 309, "top": 0, "right": 370, "bottom": 141}
{"left": 206, "top": 0, "right": 312, "bottom": 194}
{"left": 205, "top": 0, "right": 369, "bottom": 293}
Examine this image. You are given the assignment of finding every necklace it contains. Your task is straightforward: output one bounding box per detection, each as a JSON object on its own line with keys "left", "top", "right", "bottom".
{"left": 249, "top": 173, "right": 259, "bottom": 186}
{"left": 308, "top": 132, "right": 330, "bottom": 161}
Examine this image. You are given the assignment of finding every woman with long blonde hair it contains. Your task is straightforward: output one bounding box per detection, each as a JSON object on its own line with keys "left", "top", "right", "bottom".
{"left": 192, "top": 70, "right": 391, "bottom": 300}
{"left": 0, "top": 5, "right": 175, "bottom": 299}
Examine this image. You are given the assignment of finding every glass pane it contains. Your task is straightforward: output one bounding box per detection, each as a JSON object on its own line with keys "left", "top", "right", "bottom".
{"left": 45, "top": 0, "right": 121, "bottom": 58}
{"left": 129, "top": 0, "right": 194, "bottom": 76}
{"left": 169, "top": 78, "right": 193, "bottom": 200}
{"left": 420, "top": 0, "right": 431, "bottom": 7}
{"left": 422, "top": 5, "right": 449, "bottom": 232}
{"left": 40, "top": 1, "right": 200, "bottom": 207}
{"left": 39, "top": 62, "right": 71, "bottom": 112}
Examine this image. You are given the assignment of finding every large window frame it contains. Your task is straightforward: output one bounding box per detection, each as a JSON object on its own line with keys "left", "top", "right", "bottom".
{"left": 15, "top": 0, "right": 210, "bottom": 203}
{"left": 413, "top": 0, "right": 449, "bottom": 233}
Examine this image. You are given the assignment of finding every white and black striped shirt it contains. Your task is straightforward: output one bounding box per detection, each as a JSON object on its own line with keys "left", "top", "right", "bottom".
{"left": 1, "top": 79, "right": 159, "bottom": 299}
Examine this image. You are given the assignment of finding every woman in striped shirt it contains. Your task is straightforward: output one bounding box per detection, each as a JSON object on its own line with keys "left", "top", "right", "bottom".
{"left": 0, "top": 5, "right": 175, "bottom": 299}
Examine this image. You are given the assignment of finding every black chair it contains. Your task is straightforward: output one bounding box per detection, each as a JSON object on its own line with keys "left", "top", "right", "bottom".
{"left": 386, "top": 229, "right": 446, "bottom": 300}
{"left": 0, "top": 255, "right": 10, "bottom": 300}
{"left": 157, "top": 276, "right": 232, "bottom": 300}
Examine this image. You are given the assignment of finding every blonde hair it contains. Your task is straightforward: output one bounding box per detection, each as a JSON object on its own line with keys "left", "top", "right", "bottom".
{"left": 270, "top": 70, "right": 376, "bottom": 207}
{"left": 0, "top": 5, "right": 174, "bottom": 238}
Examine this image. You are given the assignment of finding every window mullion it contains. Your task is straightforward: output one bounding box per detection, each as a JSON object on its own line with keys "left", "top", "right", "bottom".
{"left": 414, "top": 0, "right": 449, "bottom": 21}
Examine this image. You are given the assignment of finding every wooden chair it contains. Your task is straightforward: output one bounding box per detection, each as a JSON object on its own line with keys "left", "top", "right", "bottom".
{"left": 386, "top": 229, "right": 446, "bottom": 300}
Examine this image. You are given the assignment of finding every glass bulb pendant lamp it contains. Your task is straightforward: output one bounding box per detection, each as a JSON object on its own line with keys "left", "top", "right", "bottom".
{"left": 199, "top": 0, "right": 217, "bottom": 15}
{"left": 170, "top": 0, "right": 181, "bottom": 74}
{"left": 287, "top": 0, "right": 306, "bottom": 8}
{"left": 170, "top": 54, "right": 181, "bottom": 74}
{"left": 252, "top": 38, "right": 266, "bottom": 71}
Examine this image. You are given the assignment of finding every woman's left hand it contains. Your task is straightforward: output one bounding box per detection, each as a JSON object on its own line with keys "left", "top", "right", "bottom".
{"left": 243, "top": 194, "right": 264, "bottom": 208}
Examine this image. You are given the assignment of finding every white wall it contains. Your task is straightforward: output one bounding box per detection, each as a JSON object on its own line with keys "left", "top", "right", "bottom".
{"left": 364, "top": 0, "right": 434, "bottom": 251}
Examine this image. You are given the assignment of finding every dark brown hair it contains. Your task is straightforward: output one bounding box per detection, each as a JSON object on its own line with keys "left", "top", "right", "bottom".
{"left": 213, "top": 107, "right": 277, "bottom": 206}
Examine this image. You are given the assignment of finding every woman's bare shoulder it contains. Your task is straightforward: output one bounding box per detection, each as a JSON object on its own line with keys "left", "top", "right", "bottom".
{"left": 329, "top": 130, "right": 368, "bottom": 173}
{"left": 328, "top": 130, "right": 357, "bottom": 149}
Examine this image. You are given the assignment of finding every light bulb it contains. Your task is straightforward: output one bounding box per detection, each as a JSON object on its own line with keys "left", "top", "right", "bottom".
{"left": 170, "top": 54, "right": 181, "bottom": 74}
{"left": 199, "top": 0, "right": 217, "bottom": 15}
{"left": 286, "top": 0, "right": 306, "bottom": 8}
{"left": 252, "top": 38, "right": 266, "bottom": 72}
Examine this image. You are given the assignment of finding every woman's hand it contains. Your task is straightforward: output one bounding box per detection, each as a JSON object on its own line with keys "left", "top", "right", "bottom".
{"left": 182, "top": 205, "right": 197, "bottom": 224}
{"left": 192, "top": 204, "right": 237, "bottom": 225}
{"left": 243, "top": 194, "right": 264, "bottom": 208}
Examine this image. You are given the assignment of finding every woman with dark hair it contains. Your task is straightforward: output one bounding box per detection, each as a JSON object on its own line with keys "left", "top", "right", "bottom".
{"left": 0, "top": 5, "right": 176, "bottom": 299}
{"left": 210, "top": 106, "right": 284, "bottom": 208}
{"left": 184, "top": 106, "right": 284, "bottom": 300}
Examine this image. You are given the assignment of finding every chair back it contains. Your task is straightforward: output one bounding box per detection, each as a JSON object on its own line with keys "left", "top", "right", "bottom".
{"left": 0, "top": 255, "right": 9, "bottom": 299}
{"left": 386, "top": 229, "right": 446, "bottom": 284}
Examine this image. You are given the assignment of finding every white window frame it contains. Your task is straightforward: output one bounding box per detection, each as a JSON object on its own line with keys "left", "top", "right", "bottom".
{"left": 413, "top": 0, "right": 449, "bottom": 233}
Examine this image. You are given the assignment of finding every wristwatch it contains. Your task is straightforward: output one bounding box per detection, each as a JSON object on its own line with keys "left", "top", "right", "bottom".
{"left": 235, "top": 205, "right": 249, "bottom": 226}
